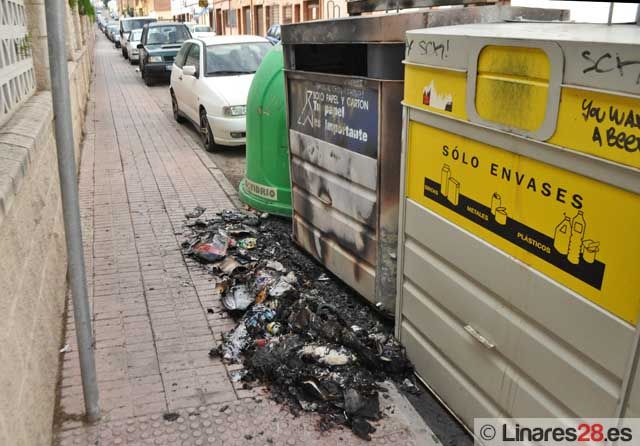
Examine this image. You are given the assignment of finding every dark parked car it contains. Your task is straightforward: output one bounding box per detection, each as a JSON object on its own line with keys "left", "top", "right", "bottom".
{"left": 138, "top": 22, "right": 192, "bottom": 86}
{"left": 266, "top": 24, "right": 280, "bottom": 45}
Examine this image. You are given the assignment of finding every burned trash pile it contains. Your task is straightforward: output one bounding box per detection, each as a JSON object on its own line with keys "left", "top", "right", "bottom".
{"left": 181, "top": 208, "right": 416, "bottom": 440}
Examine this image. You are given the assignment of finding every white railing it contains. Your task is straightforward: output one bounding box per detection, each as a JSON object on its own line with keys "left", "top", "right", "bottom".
{"left": 0, "top": 0, "right": 36, "bottom": 128}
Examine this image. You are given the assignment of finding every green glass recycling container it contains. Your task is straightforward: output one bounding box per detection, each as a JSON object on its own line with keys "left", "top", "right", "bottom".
{"left": 239, "top": 44, "right": 292, "bottom": 217}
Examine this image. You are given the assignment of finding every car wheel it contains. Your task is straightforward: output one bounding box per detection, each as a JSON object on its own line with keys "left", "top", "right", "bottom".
{"left": 171, "top": 91, "right": 186, "bottom": 124}
{"left": 200, "top": 108, "right": 218, "bottom": 152}
{"left": 141, "top": 65, "right": 153, "bottom": 85}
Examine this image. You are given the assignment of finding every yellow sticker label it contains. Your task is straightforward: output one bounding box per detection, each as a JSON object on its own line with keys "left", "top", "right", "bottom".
{"left": 407, "top": 122, "right": 640, "bottom": 325}
{"left": 404, "top": 65, "right": 467, "bottom": 119}
{"left": 550, "top": 87, "right": 640, "bottom": 169}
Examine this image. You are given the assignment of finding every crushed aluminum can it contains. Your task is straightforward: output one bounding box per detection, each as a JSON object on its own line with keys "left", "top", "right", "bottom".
{"left": 238, "top": 238, "right": 257, "bottom": 249}
{"left": 266, "top": 322, "right": 281, "bottom": 335}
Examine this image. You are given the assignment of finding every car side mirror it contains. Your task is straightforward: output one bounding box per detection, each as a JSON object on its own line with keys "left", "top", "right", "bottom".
{"left": 137, "top": 43, "right": 143, "bottom": 49}
{"left": 183, "top": 65, "right": 198, "bottom": 78}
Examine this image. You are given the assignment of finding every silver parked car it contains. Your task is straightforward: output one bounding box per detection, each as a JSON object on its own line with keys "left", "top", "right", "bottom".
{"left": 106, "top": 23, "right": 118, "bottom": 42}
{"left": 125, "top": 29, "right": 143, "bottom": 65}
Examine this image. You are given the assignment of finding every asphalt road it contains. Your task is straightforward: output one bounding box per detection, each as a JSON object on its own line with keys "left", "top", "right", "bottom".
{"left": 143, "top": 71, "right": 248, "bottom": 190}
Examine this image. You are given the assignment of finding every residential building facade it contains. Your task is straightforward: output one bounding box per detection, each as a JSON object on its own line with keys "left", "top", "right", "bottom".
{"left": 172, "top": 0, "right": 347, "bottom": 36}
{"left": 118, "top": 0, "right": 172, "bottom": 20}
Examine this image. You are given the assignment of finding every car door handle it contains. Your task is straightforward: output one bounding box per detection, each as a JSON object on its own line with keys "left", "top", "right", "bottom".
{"left": 178, "top": 76, "right": 183, "bottom": 80}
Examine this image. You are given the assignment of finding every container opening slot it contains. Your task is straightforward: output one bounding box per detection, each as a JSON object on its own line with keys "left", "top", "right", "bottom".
{"left": 293, "top": 44, "right": 368, "bottom": 76}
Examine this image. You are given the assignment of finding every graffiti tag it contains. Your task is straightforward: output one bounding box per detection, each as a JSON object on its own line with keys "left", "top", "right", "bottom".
{"left": 581, "top": 50, "right": 640, "bottom": 85}
{"left": 405, "top": 38, "right": 450, "bottom": 60}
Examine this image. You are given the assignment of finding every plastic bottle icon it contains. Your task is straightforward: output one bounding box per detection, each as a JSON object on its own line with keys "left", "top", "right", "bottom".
{"left": 567, "top": 211, "right": 586, "bottom": 265}
{"left": 553, "top": 214, "right": 571, "bottom": 255}
{"left": 440, "top": 164, "right": 450, "bottom": 197}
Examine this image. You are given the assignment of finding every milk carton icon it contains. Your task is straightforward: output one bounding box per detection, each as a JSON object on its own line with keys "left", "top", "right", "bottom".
{"left": 447, "top": 178, "right": 460, "bottom": 206}
{"left": 567, "top": 211, "right": 586, "bottom": 265}
{"left": 440, "top": 164, "right": 450, "bottom": 197}
{"left": 553, "top": 214, "right": 571, "bottom": 255}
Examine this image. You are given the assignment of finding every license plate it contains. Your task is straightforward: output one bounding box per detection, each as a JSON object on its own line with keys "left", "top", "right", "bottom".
{"left": 166, "top": 64, "right": 172, "bottom": 71}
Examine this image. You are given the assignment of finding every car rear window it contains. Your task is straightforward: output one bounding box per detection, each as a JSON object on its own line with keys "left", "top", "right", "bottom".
{"left": 147, "top": 25, "right": 191, "bottom": 45}
{"left": 205, "top": 42, "right": 271, "bottom": 75}
{"left": 122, "top": 18, "right": 156, "bottom": 32}
{"left": 146, "top": 26, "right": 191, "bottom": 45}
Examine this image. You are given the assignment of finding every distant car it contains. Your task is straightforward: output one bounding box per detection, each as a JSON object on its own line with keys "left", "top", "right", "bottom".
{"left": 138, "top": 22, "right": 192, "bottom": 86}
{"left": 170, "top": 35, "right": 271, "bottom": 150}
{"left": 186, "top": 23, "right": 216, "bottom": 38}
{"left": 120, "top": 16, "right": 157, "bottom": 59}
{"left": 97, "top": 15, "right": 106, "bottom": 31}
{"left": 125, "top": 29, "right": 143, "bottom": 64}
{"left": 106, "top": 24, "right": 118, "bottom": 42}
{"left": 266, "top": 24, "right": 280, "bottom": 44}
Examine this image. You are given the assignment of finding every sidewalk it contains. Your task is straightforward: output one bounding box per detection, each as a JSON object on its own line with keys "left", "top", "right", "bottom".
{"left": 53, "top": 35, "right": 432, "bottom": 446}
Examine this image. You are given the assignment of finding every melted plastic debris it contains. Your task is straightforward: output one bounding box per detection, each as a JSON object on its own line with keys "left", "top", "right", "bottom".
{"left": 185, "top": 206, "right": 206, "bottom": 219}
{"left": 181, "top": 207, "right": 416, "bottom": 440}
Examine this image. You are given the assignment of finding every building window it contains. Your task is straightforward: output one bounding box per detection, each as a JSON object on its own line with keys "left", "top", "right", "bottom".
{"left": 282, "top": 5, "right": 292, "bottom": 24}
{"left": 269, "top": 5, "right": 279, "bottom": 25}
{"left": 228, "top": 8, "right": 236, "bottom": 28}
{"left": 305, "top": 0, "right": 319, "bottom": 20}
{"left": 242, "top": 6, "right": 251, "bottom": 34}
{"left": 254, "top": 5, "right": 263, "bottom": 36}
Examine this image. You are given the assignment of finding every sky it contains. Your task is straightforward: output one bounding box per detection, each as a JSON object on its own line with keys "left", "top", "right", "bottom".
{"left": 510, "top": 1, "right": 638, "bottom": 23}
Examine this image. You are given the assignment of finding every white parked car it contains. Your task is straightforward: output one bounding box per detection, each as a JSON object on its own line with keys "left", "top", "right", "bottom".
{"left": 186, "top": 23, "right": 216, "bottom": 38}
{"left": 125, "top": 29, "right": 143, "bottom": 64}
{"left": 170, "top": 35, "right": 271, "bottom": 150}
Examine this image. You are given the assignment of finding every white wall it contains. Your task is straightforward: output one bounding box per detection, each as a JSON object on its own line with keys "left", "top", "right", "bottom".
{"left": 511, "top": 1, "right": 638, "bottom": 23}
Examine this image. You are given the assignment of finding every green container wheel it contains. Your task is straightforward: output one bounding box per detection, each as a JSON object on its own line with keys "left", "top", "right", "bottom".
{"left": 239, "top": 44, "right": 292, "bottom": 217}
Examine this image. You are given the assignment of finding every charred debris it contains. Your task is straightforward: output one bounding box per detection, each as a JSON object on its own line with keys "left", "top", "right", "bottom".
{"left": 181, "top": 208, "right": 417, "bottom": 440}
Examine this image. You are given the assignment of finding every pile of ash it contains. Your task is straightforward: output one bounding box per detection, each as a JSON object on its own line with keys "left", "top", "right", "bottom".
{"left": 181, "top": 207, "right": 417, "bottom": 440}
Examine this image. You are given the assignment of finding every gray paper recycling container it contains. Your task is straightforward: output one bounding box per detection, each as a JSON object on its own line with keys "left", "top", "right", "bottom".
{"left": 281, "top": 5, "right": 567, "bottom": 314}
